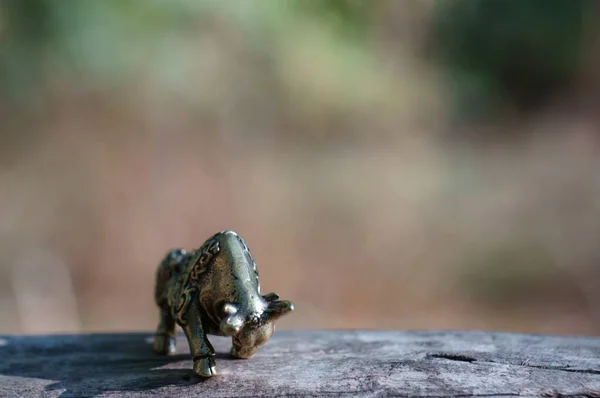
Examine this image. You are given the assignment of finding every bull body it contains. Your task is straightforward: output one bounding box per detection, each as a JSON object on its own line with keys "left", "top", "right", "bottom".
{"left": 153, "top": 230, "right": 294, "bottom": 377}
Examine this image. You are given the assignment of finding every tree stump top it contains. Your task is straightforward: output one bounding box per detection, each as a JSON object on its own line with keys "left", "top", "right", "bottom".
{"left": 1, "top": 330, "right": 600, "bottom": 397}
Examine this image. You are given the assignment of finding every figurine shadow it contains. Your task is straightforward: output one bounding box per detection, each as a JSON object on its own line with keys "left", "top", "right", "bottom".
{"left": 0, "top": 333, "right": 225, "bottom": 397}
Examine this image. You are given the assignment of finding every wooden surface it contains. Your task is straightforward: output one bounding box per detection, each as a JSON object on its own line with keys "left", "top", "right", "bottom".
{"left": 1, "top": 330, "right": 600, "bottom": 397}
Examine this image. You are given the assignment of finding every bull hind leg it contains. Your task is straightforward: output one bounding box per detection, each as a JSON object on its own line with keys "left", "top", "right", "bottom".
{"left": 152, "top": 305, "right": 177, "bottom": 355}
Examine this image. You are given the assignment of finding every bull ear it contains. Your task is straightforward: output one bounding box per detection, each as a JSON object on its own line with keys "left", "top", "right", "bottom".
{"left": 264, "top": 299, "right": 294, "bottom": 322}
{"left": 262, "top": 292, "right": 280, "bottom": 302}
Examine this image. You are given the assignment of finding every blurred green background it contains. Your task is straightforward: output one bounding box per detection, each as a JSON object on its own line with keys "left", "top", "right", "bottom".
{"left": 1, "top": 0, "right": 600, "bottom": 336}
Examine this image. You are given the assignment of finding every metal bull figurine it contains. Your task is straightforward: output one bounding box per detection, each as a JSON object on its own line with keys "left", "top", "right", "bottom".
{"left": 152, "top": 230, "right": 294, "bottom": 377}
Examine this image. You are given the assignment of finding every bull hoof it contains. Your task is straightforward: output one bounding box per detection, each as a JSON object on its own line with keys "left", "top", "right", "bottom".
{"left": 152, "top": 335, "right": 176, "bottom": 355}
{"left": 194, "top": 357, "right": 217, "bottom": 378}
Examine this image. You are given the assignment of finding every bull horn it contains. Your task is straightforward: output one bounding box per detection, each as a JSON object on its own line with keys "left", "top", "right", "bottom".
{"left": 264, "top": 299, "right": 294, "bottom": 322}
{"left": 223, "top": 303, "right": 238, "bottom": 315}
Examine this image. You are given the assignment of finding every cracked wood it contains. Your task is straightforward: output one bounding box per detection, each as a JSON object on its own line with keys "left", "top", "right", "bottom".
{"left": 1, "top": 330, "right": 600, "bottom": 397}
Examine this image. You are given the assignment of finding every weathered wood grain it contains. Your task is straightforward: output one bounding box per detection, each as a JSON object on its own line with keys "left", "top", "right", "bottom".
{"left": 1, "top": 330, "right": 600, "bottom": 397}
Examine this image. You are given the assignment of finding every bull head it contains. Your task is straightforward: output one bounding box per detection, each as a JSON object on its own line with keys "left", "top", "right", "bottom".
{"left": 219, "top": 293, "right": 294, "bottom": 358}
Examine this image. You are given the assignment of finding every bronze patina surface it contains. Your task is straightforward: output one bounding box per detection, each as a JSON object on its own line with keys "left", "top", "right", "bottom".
{"left": 153, "top": 230, "right": 294, "bottom": 377}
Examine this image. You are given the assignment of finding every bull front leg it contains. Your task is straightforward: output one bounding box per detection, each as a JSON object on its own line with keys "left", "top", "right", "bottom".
{"left": 178, "top": 294, "right": 217, "bottom": 378}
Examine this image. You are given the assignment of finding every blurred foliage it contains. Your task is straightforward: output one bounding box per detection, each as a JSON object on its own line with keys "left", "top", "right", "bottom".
{"left": 2, "top": 0, "right": 595, "bottom": 130}
{"left": 0, "top": 0, "right": 209, "bottom": 101}
{"left": 0, "top": 0, "right": 374, "bottom": 101}
{"left": 431, "top": 0, "right": 594, "bottom": 122}
{"left": 0, "top": 0, "right": 399, "bottom": 149}
{"left": 290, "top": 0, "right": 373, "bottom": 42}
